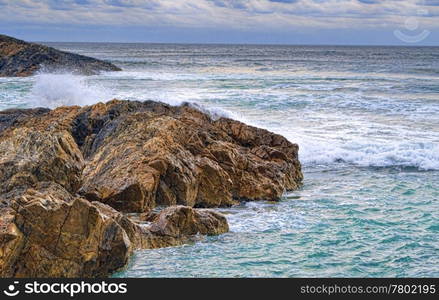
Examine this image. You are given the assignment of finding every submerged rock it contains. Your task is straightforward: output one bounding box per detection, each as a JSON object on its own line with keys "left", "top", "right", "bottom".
{"left": 0, "top": 99, "right": 302, "bottom": 277}
{"left": 0, "top": 34, "right": 121, "bottom": 77}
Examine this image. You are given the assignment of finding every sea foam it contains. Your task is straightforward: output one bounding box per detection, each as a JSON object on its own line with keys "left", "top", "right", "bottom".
{"left": 295, "top": 137, "right": 439, "bottom": 171}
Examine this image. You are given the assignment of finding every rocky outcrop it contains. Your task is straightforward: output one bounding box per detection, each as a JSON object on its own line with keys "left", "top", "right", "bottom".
{"left": 0, "top": 99, "right": 302, "bottom": 277}
{"left": 0, "top": 34, "right": 121, "bottom": 77}
{"left": 0, "top": 183, "right": 227, "bottom": 277}
{"left": 74, "top": 100, "right": 302, "bottom": 212}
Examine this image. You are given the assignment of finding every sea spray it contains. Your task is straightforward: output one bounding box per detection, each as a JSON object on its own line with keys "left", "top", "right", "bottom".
{"left": 28, "top": 73, "right": 112, "bottom": 108}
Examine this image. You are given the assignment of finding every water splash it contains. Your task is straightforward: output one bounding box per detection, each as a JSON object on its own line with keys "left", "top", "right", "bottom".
{"left": 28, "top": 73, "right": 112, "bottom": 109}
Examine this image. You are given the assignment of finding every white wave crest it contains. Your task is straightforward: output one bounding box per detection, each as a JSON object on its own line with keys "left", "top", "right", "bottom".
{"left": 297, "top": 138, "right": 439, "bottom": 171}
{"left": 25, "top": 72, "right": 242, "bottom": 122}
{"left": 28, "top": 73, "right": 111, "bottom": 108}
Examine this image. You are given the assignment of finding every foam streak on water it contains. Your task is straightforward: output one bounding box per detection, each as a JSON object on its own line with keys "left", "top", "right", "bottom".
{"left": 1, "top": 43, "right": 439, "bottom": 277}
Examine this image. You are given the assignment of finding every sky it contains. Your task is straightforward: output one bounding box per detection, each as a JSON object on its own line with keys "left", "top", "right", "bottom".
{"left": 1, "top": 0, "right": 439, "bottom": 45}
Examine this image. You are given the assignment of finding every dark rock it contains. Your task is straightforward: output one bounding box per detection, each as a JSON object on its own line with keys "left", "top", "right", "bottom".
{"left": 0, "top": 34, "right": 121, "bottom": 77}
{"left": 0, "top": 108, "right": 50, "bottom": 134}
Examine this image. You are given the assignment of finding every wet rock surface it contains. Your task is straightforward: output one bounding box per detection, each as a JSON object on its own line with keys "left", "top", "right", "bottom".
{"left": 0, "top": 99, "right": 302, "bottom": 277}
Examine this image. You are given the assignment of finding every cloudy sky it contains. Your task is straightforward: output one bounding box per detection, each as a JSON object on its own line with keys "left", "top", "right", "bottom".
{"left": 1, "top": 0, "right": 439, "bottom": 45}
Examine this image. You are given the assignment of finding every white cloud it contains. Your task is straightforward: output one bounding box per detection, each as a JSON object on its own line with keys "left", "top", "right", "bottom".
{"left": 1, "top": 0, "right": 438, "bottom": 30}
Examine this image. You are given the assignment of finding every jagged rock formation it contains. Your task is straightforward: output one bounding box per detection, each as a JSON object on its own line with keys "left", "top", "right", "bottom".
{"left": 0, "top": 183, "right": 228, "bottom": 277}
{"left": 0, "top": 100, "right": 302, "bottom": 277}
{"left": 0, "top": 34, "right": 121, "bottom": 77}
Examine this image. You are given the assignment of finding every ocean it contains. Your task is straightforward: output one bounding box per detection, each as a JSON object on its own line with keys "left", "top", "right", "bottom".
{"left": 1, "top": 43, "right": 438, "bottom": 277}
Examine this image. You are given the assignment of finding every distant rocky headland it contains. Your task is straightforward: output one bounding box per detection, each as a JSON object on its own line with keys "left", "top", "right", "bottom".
{"left": 0, "top": 100, "right": 302, "bottom": 277}
{"left": 0, "top": 34, "right": 121, "bottom": 77}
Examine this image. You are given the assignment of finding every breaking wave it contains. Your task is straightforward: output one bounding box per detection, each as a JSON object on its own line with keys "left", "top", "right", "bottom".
{"left": 24, "top": 72, "right": 239, "bottom": 121}
{"left": 28, "top": 73, "right": 112, "bottom": 108}
{"left": 296, "top": 137, "right": 439, "bottom": 171}
{"left": 18, "top": 71, "right": 439, "bottom": 172}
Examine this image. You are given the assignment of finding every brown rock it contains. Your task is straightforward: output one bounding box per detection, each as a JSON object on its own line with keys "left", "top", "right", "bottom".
{"left": 0, "top": 100, "right": 301, "bottom": 212}
{"left": 75, "top": 100, "right": 302, "bottom": 212}
{"left": 0, "top": 183, "right": 131, "bottom": 277}
{"left": 0, "top": 107, "right": 84, "bottom": 195}
{"left": 149, "top": 205, "right": 229, "bottom": 237}
{"left": 0, "top": 99, "right": 302, "bottom": 277}
{"left": 0, "top": 183, "right": 228, "bottom": 277}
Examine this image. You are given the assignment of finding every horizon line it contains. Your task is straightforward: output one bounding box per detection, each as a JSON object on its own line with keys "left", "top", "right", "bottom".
{"left": 36, "top": 40, "right": 439, "bottom": 47}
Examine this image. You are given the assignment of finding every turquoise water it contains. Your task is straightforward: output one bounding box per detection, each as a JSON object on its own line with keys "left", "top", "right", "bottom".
{"left": 114, "top": 167, "right": 439, "bottom": 277}
{"left": 1, "top": 44, "right": 438, "bottom": 277}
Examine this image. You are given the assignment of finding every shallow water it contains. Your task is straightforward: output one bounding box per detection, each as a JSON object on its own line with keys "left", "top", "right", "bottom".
{"left": 1, "top": 43, "right": 438, "bottom": 277}
{"left": 113, "top": 166, "right": 439, "bottom": 277}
